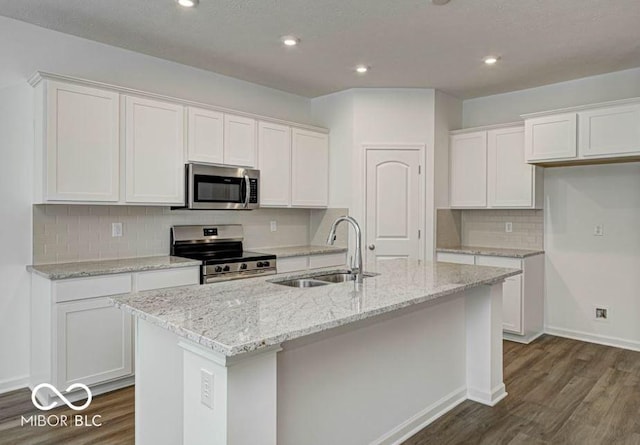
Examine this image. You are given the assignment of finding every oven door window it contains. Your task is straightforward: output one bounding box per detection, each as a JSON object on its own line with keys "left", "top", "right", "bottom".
{"left": 194, "top": 175, "right": 245, "bottom": 203}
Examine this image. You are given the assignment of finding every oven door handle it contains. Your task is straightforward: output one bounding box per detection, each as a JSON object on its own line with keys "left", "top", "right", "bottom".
{"left": 243, "top": 172, "right": 250, "bottom": 208}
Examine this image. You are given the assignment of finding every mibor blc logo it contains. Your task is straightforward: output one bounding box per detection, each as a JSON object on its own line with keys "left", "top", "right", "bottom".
{"left": 21, "top": 383, "right": 102, "bottom": 428}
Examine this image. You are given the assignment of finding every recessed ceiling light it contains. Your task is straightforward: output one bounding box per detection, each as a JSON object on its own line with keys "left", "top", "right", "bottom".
{"left": 281, "top": 36, "right": 300, "bottom": 47}
{"left": 177, "top": 0, "right": 198, "bottom": 7}
{"left": 483, "top": 56, "right": 499, "bottom": 65}
{"left": 355, "top": 65, "right": 369, "bottom": 74}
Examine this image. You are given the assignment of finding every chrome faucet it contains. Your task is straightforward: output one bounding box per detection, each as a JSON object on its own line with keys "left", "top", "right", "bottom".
{"left": 327, "top": 216, "right": 364, "bottom": 283}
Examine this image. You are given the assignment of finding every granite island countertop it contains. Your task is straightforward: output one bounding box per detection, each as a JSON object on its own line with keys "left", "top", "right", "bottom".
{"left": 111, "top": 259, "right": 520, "bottom": 357}
{"left": 436, "top": 246, "right": 544, "bottom": 258}
{"left": 253, "top": 245, "right": 348, "bottom": 258}
{"left": 27, "top": 256, "right": 202, "bottom": 280}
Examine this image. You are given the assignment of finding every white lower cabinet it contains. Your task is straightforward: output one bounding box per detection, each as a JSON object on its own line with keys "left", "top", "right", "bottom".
{"left": 436, "top": 251, "right": 544, "bottom": 343}
{"left": 276, "top": 253, "right": 347, "bottom": 274}
{"left": 30, "top": 266, "right": 199, "bottom": 404}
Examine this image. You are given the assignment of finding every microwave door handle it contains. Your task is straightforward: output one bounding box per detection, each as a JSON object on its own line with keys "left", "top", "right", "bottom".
{"left": 243, "top": 173, "right": 250, "bottom": 208}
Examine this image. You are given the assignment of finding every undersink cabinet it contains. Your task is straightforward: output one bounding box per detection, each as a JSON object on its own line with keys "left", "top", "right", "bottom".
{"left": 125, "top": 96, "right": 185, "bottom": 204}
{"left": 436, "top": 252, "right": 544, "bottom": 343}
{"left": 34, "top": 81, "right": 120, "bottom": 202}
{"left": 30, "top": 266, "right": 199, "bottom": 404}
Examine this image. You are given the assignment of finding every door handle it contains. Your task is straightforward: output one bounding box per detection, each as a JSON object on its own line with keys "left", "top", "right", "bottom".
{"left": 368, "top": 244, "right": 375, "bottom": 251}
{"left": 243, "top": 172, "right": 250, "bottom": 208}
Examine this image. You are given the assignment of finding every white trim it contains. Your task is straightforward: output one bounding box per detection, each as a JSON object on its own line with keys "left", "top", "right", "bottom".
{"left": 467, "top": 383, "right": 508, "bottom": 407}
{"left": 370, "top": 386, "right": 467, "bottom": 445}
{"left": 503, "top": 330, "right": 545, "bottom": 345}
{"left": 450, "top": 121, "right": 523, "bottom": 135}
{"left": 520, "top": 96, "right": 640, "bottom": 119}
{"left": 178, "top": 340, "right": 282, "bottom": 367}
{"left": 545, "top": 326, "right": 640, "bottom": 352}
{"left": 0, "top": 375, "right": 30, "bottom": 394}
{"left": 28, "top": 71, "right": 328, "bottom": 134}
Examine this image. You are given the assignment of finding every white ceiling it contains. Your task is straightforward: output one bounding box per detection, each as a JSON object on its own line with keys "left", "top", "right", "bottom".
{"left": 1, "top": 0, "right": 639, "bottom": 99}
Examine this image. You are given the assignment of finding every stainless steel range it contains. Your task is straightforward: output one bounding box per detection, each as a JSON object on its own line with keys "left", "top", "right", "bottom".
{"left": 170, "top": 225, "right": 277, "bottom": 284}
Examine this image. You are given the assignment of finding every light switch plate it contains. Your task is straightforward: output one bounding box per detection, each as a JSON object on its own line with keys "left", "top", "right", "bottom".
{"left": 201, "top": 369, "right": 214, "bottom": 409}
{"left": 270, "top": 221, "right": 277, "bottom": 232}
{"left": 505, "top": 222, "right": 513, "bottom": 233}
{"left": 112, "top": 222, "right": 123, "bottom": 237}
{"left": 594, "top": 224, "right": 604, "bottom": 236}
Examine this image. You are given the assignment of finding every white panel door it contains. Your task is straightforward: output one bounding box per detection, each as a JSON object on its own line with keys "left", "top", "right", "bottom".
{"left": 449, "top": 131, "right": 487, "bottom": 208}
{"left": 125, "top": 96, "right": 185, "bottom": 204}
{"left": 487, "top": 126, "right": 533, "bottom": 208}
{"left": 579, "top": 104, "right": 640, "bottom": 158}
{"left": 366, "top": 149, "right": 421, "bottom": 260}
{"left": 45, "top": 81, "right": 120, "bottom": 201}
{"left": 524, "top": 113, "right": 577, "bottom": 162}
{"left": 258, "top": 121, "right": 291, "bottom": 207}
{"left": 291, "top": 128, "right": 329, "bottom": 207}
{"left": 187, "top": 107, "right": 224, "bottom": 164}
{"left": 56, "top": 297, "right": 133, "bottom": 388}
{"left": 224, "top": 114, "right": 257, "bottom": 167}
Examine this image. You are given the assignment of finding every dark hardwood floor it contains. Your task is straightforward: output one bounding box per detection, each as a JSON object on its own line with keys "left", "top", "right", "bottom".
{"left": 0, "top": 336, "right": 638, "bottom": 444}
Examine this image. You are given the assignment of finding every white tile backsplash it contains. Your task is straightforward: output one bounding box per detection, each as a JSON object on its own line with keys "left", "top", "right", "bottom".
{"left": 33, "top": 205, "right": 349, "bottom": 264}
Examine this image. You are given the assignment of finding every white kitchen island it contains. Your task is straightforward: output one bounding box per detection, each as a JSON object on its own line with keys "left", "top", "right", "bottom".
{"left": 112, "top": 259, "right": 519, "bottom": 445}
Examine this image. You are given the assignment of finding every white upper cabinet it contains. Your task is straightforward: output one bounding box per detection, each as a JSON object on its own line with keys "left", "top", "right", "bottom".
{"left": 291, "top": 128, "right": 329, "bottom": 207}
{"left": 125, "top": 96, "right": 185, "bottom": 204}
{"left": 224, "top": 114, "right": 257, "bottom": 168}
{"left": 186, "top": 107, "right": 224, "bottom": 164}
{"left": 449, "top": 131, "right": 487, "bottom": 208}
{"left": 578, "top": 104, "right": 640, "bottom": 158}
{"left": 40, "top": 81, "right": 120, "bottom": 202}
{"left": 258, "top": 121, "right": 291, "bottom": 207}
{"left": 524, "top": 113, "right": 577, "bottom": 162}
{"left": 488, "top": 126, "right": 535, "bottom": 208}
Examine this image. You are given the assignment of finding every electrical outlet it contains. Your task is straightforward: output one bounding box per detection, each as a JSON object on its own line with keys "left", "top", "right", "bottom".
{"left": 505, "top": 222, "right": 513, "bottom": 233}
{"left": 594, "top": 224, "right": 604, "bottom": 236}
{"left": 595, "top": 307, "right": 609, "bottom": 321}
{"left": 201, "top": 369, "right": 214, "bottom": 409}
{"left": 270, "top": 221, "right": 277, "bottom": 232}
{"left": 112, "top": 222, "right": 123, "bottom": 238}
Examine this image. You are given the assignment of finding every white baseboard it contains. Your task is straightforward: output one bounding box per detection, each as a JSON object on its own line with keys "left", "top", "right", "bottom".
{"left": 545, "top": 326, "right": 640, "bottom": 352}
{"left": 371, "top": 386, "right": 467, "bottom": 445}
{"left": 0, "top": 375, "right": 30, "bottom": 394}
{"left": 467, "top": 383, "right": 507, "bottom": 407}
{"left": 503, "top": 330, "right": 544, "bottom": 345}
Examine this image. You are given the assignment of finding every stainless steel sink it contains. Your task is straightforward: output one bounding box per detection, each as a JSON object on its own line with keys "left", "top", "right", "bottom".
{"left": 271, "top": 279, "right": 329, "bottom": 288}
{"left": 312, "top": 272, "right": 377, "bottom": 283}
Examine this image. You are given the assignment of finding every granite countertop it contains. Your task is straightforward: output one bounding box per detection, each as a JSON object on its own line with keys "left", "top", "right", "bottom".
{"left": 436, "top": 246, "right": 544, "bottom": 258}
{"left": 112, "top": 259, "right": 520, "bottom": 357}
{"left": 27, "top": 256, "right": 202, "bottom": 280}
{"left": 254, "top": 245, "right": 348, "bottom": 258}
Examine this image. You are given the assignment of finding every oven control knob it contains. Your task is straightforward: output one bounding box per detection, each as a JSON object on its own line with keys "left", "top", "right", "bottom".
{"left": 214, "top": 266, "right": 223, "bottom": 273}
{"left": 257, "top": 262, "right": 263, "bottom": 267}
{"left": 240, "top": 263, "right": 247, "bottom": 270}
{"left": 263, "top": 261, "right": 270, "bottom": 267}
{"left": 223, "top": 265, "right": 230, "bottom": 272}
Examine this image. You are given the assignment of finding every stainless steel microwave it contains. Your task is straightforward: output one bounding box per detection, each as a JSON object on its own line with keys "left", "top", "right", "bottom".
{"left": 178, "top": 163, "right": 260, "bottom": 210}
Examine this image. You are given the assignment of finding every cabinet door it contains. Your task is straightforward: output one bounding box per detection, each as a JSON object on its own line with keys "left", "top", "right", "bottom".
{"left": 449, "top": 131, "right": 487, "bottom": 208}
{"left": 187, "top": 107, "right": 224, "bottom": 164}
{"left": 475, "top": 256, "right": 523, "bottom": 334}
{"left": 524, "top": 113, "right": 577, "bottom": 161}
{"left": 487, "top": 126, "right": 533, "bottom": 208}
{"left": 579, "top": 104, "right": 640, "bottom": 158}
{"left": 56, "top": 297, "right": 133, "bottom": 388}
{"left": 125, "top": 96, "right": 185, "bottom": 204}
{"left": 224, "top": 114, "right": 256, "bottom": 167}
{"left": 258, "top": 121, "right": 291, "bottom": 207}
{"left": 45, "top": 81, "right": 120, "bottom": 201}
{"left": 291, "top": 128, "right": 329, "bottom": 207}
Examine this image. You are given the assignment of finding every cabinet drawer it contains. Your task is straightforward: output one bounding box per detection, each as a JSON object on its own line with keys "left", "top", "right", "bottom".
{"left": 55, "top": 274, "right": 132, "bottom": 303}
{"left": 436, "top": 252, "right": 475, "bottom": 265}
{"left": 308, "top": 253, "right": 347, "bottom": 269}
{"left": 135, "top": 267, "right": 200, "bottom": 292}
{"left": 476, "top": 255, "right": 522, "bottom": 270}
{"left": 277, "top": 257, "right": 309, "bottom": 273}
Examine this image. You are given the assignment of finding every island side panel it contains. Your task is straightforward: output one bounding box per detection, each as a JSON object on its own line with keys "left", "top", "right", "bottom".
{"left": 465, "top": 282, "right": 506, "bottom": 406}
{"left": 136, "top": 319, "right": 184, "bottom": 445}
{"left": 277, "top": 294, "right": 468, "bottom": 445}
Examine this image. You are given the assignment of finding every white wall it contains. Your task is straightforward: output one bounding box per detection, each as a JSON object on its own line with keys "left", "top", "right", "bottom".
{"left": 463, "top": 67, "right": 640, "bottom": 128}
{"left": 0, "top": 16, "right": 316, "bottom": 392}
{"left": 461, "top": 68, "right": 640, "bottom": 350}
{"left": 0, "top": 83, "right": 33, "bottom": 392}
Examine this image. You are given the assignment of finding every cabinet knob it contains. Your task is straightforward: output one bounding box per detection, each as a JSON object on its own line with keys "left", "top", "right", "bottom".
{"left": 368, "top": 244, "right": 376, "bottom": 251}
